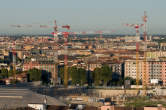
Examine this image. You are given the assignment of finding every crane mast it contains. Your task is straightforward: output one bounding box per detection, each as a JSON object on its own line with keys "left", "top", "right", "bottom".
{"left": 62, "top": 26, "right": 70, "bottom": 88}
{"left": 52, "top": 20, "right": 58, "bottom": 86}
{"left": 136, "top": 43, "right": 139, "bottom": 86}
{"left": 143, "top": 11, "right": 148, "bottom": 91}
{"left": 124, "top": 23, "right": 143, "bottom": 87}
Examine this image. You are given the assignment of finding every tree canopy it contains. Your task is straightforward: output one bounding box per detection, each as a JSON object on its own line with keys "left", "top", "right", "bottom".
{"left": 92, "top": 65, "right": 112, "bottom": 86}
{"left": 59, "top": 66, "right": 87, "bottom": 85}
{"left": 124, "top": 77, "right": 140, "bottom": 85}
{"left": 0, "top": 68, "right": 8, "bottom": 79}
{"left": 27, "top": 68, "right": 51, "bottom": 84}
{"left": 27, "top": 68, "right": 42, "bottom": 81}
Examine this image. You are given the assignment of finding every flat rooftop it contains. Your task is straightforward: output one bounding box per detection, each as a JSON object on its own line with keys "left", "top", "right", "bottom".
{"left": 0, "top": 87, "right": 66, "bottom": 109}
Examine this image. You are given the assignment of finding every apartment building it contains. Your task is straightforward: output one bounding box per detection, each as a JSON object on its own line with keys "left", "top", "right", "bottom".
{"left": 108, "top": 62, "right": 124, "bottom": 76}
{"left": 125, "top": 60, "right": 166, "bottom": 86}
{"left": 23, "top": 61, "right": 57, "bottom": 82}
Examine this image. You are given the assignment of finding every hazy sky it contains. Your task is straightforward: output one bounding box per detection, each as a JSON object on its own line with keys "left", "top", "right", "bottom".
{"left": 0, "top": 0, "right": 165, "bottom": 34}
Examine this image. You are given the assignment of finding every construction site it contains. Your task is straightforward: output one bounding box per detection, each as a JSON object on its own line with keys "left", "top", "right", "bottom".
{"left": 0, "top": 9, "right": 166, "bottom": 109}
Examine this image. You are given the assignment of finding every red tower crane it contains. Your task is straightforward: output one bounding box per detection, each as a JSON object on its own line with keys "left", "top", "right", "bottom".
{"left": 124, "top": 23, "right": 144, "bottom": 86}
{"left": 125, "top": 24, "right": 144, "bottom": 37}
{"left": 142, "top": 11, "right": 147, "bottom": 41}
{"left": 96, "top": 30, "right": 103, "bottom": 40}
{"left": 11, "top": 21, "right": 61, "bottom": 86}
{"left": 94, "top": 30, "right": 102, "bottom": 43}
{"left": 53, "top": 20, "right": 58, "bottom": 41}
{"left": 40, "top": 22, "right": 71, "bottom": 87}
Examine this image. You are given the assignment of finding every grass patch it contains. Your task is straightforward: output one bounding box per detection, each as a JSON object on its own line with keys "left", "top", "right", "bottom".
{"left": 125, "top": 96, "right": 166, "bottom": 107}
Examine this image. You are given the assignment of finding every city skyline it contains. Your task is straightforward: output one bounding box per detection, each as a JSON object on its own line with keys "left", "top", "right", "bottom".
{"left": 0, "top": 0, "right": 166, "bottom": 34}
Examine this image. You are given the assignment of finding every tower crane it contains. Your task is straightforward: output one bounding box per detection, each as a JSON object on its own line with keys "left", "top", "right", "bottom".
{"left": 11, "top": 24, "right": 32, "bottom": 28}
{"left": 142, "top": 11, "right": 148, "bottom": 91}
{"left": 11, "top": 21, "right": 71, "bottom": 87}
{"left": 142, "top": 11, "right": 147, "bottom": 41}
{"left": 43, "top": 21, "right": 71, "bottom": 86}
{"left": 95, "top": 30, "right": 103, "bottom": 41}
{"left": 51, "top": 20, "right": 58, "bottom": 86}
{"left": 124, "top": 23, "right": 144, "bottom": 87}
{"left": 61, "top": 26, "right": 70, "bottom": 87}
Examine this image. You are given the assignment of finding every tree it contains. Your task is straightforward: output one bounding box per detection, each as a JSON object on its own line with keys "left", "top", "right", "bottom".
{"left": 0, "top": 68, "right": 8, "bottom": 78}
{"left": 117, "top": 77, "right": 124, "bottom": 86}
{"left": 27, "top": 68, "right": 42, "bottom": 81}
{"left": 92, "top": 67, "right": 101, "bottom": 86}
{"left": 69, "top": 66, "right": 79, "bottom": 85}
{"left": 41, "top": 70, "right": 51, "bottom": 84}
{"left": 101, "top": 65, "right": 112, "bottom": 86}
{"left": 0, "top": 68, "right": 9, "bottom": 79}
{"left": 59, "top": 67, "right": 65, "bottom": 83}
{"left": 8, "top": 69, "right": 14, "bottom": 77}
{"left": 59, "top": 66, "right": 87, "bottom": 85}
{"left": 78, "top": 68, "right": 87, "bottom": 85}
{"left": 124, "top": 77, "right": 136, "bottom": 85}
{"left": 1, "top": 68, "right": 8, "bottom": 74}
{"left": 92, "top": 65, "right": 112, "bottom": 86}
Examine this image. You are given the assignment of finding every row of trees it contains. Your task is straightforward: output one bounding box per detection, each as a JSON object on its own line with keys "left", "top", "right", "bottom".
{"left": 27, "top": 68, "right": 51, "bottom": 84}
{"left": 0, "top": 66, "right": 138, "bottom": 86}
{"left": 59, "top": 65, "right": 139, "bottom": 86}
{"left": 0, "top": 67, "right": 51, "bottom": 85}
{"left": 0, "top": 68, "right": 21, "bottom": 79}
{"left": 92, "top": 65, "right": 112, "bottom": 86}
{"left": 60, "top": 65, "right": 114, "bottom": 86}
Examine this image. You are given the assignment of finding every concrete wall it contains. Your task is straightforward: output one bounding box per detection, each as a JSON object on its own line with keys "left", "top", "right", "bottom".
{"left": 88, "top": 89, "right": 147, "bottom": 97}
{"left": 144, "top": 107, "right": 166, "bottom": 110}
